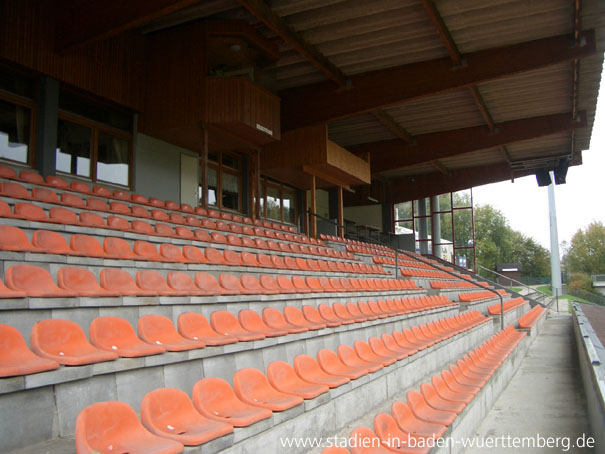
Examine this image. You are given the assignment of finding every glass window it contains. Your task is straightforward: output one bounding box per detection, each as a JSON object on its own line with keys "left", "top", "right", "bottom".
{"left": 0, "top": 99, "right": 30, "bottom": 163}
{"left": 208, "top": 167, "right": 218, "bottom": 206}
{"left": 394, "top": 201, "right": 413, "bottom": 221}
{"left": 222, "top": 171, "right": 239, "bottom": 210}
{"left": 266, "top": 185, "right": 281, "bottom": 220}
{"left": 283, "top": 190, "right": 296, "bottom": 223}
{"left": 56, "top": 119, "right": 91, "bottom": 177}
{"left": 59, "top": 91, "right": 132, "bottom": 132}
{"left": 97, "top": 132, "right": 130, "bottom": 186}
{"left": 222, "top": 153, "right": 240, "bottom": 170}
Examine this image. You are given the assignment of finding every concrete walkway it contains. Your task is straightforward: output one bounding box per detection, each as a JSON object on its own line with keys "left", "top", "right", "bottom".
{"left": 463, "top": 316, "right": 593, "bottom": 453}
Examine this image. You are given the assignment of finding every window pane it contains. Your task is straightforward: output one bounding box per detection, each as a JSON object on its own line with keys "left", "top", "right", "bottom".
{"left": 56, "top": 119, "right": 91, "bottom": 177}
{"left": 394, "top": 201, "right": 412, "bottom": 221}
{"left": 283, "top": 190, "right": 296, "bottom": 223}
{"left": 453, "top": 189, "right": 472, "bottom": 208}
{"left": 208, "top": 167, "right": 218, "bottom": 206}
{"left": 437, "top": 193, "right": 451, "bottom": 211}
{"left": 454, "top": 208, "right": 473, "bottom": 247}
{"left": 394, "top": 220, "right": 413, "bottom": 234}
{"left": 97, "top": 132, "right": 129, "bottom": 186}
{"left": 59, "top": 91, "right": 132, "bottom": 132}
{"left": 266, "top": 186, "right": 281, "bottom": 220}
{"left": 0, "top": 100, "right": 30, "bottom": 163}
{"left": 222, "top": 172, "right": 239, "bottom": 210}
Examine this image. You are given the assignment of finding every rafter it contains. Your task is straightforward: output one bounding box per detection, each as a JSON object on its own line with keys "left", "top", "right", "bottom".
{"left": 350, "top": 111, "right": 586, "bottom": 174}
{"left": 371, "top": 110, "right": 415, "bottom": 143}
{"left": 237, "top": 0, "right": 347, "bottom": 87}
{"left": 431, "top": 160, "right": 450, "bottom": 176}
{"left": 55, "top": 0, "right": 200, "bottom": 52}
{"left": 280, "top": 30, "right": 595, "bottom": 131}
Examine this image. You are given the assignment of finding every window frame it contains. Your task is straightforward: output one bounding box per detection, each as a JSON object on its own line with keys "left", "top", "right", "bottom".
{"left": 56, "top": 110, "right": 133, "bottom": 188}
{"left": 259, "top": 178, "right": 298, "bottom": 225}
{"left": 0, "top": 88, "right": 37, "bottom": 167}
{"left": 203, "top": 151, "right": 243, "bottom": 213}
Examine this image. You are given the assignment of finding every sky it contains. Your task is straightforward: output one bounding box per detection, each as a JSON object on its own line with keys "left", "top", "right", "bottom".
{"left": 472, "top": 62, "right": 605, "bottom": 250}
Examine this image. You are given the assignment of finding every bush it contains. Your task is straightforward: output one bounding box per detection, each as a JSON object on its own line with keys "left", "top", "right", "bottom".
{"left": 569, "top": 272, "right": 593, "bottom": 292}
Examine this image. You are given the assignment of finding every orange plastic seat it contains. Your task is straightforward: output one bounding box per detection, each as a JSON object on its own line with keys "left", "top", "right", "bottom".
{"left": 267, "top": 360, "right": 329, "bottom": 399}
{"left": 259, "top": 274, "right": 281, "bottom": 294}
{"left": 194, "top": 272, "right": 228, "bottom": 295}
{"left": 49, "top": 206, "right": 79, "bottom": 225}
{"left": 13, "top": 202, "right": 48, "bottom": 222}
{"left": 293, "top": 354, "right": 350, "bottom": 388}
{"left": 18, "top": 170, "right": 44, "bottom": 184}
{"left": 90, "top": 316, "right": 165, "bottom": 357}
{"left": 151, "top": 209, "right": 170, "bottom": 221}
{"left": 420, "top": 382, "right": 465, "bottom": 414}
{"left": 61, "top": 192, "right": 85, "bottom": 208}
{"left": 192, "top": 377, "right": 273, "bottom": 427}
{"left": 160, "top": 243, "right": 188, "bottom": 262}
{"left": 57, "top": 266, "right": 121, "bottom": 297}
{"left": 104, "top": 237, "right": 137, "bottom": 259}
{"left": 32, "top": 187, "right": 60, "bottom": 204}
{"left": 263, "top": 307, "right": 309, "bottom": 334}
{"left": 132, "top": 205, "right": 150, "bottom": 218}
{"left": 70, "top": 181, "right": 90, "bottom": 193}
{"left": 240, "top": 274, "right": 269, "bottom": 295}
{"left": 132, "top": 194, "right": 149, "bottom": 204}
{"left": 138, "top": 315, "right": 206, "bottom": 351}
{"left": 107, "top": 215, "right": 132, "bottom": 231}
{"left": 149, "top": 197, "right": 164, "bottom": 207}
{"left": 100, "top": 268, "right": 156, "bottom": 296}
{"left": 0, "top": 164, "right": 17, "bottom": 179}
{"left": 92, "top": 185, "right": 111, "bottom": 197}
{"left": 86, "top": 197, "right": 109, "bottom": 211}
{"left": 354, "top": 340, "right": 397, "bottom": 367}
{"left": 133, "top": 220, "right": 155, "bottom": 235}
{"left": 319, "top": 304, "right": 354, "bottom": 325}
{"left": 0, "top": 225, "right": 38, "bottom": 251}
{"left": 406, "top": 391, "right": 456, "bottom": 426}
{"left": 369, "top": 336, "right": 407, "bottom": 361}
{"left": 349, "top": 427, "right": 392, "bottom": 454}
{"left": 441, "top": 369, "right": 480, "bottom": 395}
{"left": 182, "top": 245, "right": 207, "bottom": 263}
{"left": 155, "top": 223, "right": 175, "bottom": 237}
{"left": 0, "top": 181, "right": 30, "bottom": 199}
{"left": 133, "top": 240, "right": 163, "bottom": 261}
{"left": 374, "top": 413, "right": 430, "bottom": 454}
{"left": 177, "top": 312, "right": 238, "bottom": 346}
{"left": 431, "top": 375, "right": 473, "bottom": 404}
{"left": 219, "top": 273, "right": 248, "bottom": 294}
{"left": 0, "top": 323, "right": 59, "bottom": 377}
{"left": 238, "top": 309, "right": 288, "bottom": 337}
{"left": 45, "top": 175, "right": 68, "bottom": 188}
{"left": 75, "top": 401, "right": 184, "bottom": 454}
{"left": 70, "top": 234, "right": 110, "bottom": 258}
{"left": 317, "top": 349, "right": 368, "bottom": 379}
{"left": 233, "top": 368, "right": 303, "bottom": 411}
{"left": 168, "top": 271, "right": 207, "bottom": 296}
{"left": 136, "top": 270, "right": 188, "bottom": 296}
{"left": 204, "top": 247, "right": 226, "bottom": 264}
{"left": 302, "top": 304, "right": 340, "bottom": 327}
{"left": 141, "top": 388, "right": 233, "bottom": 446}
{"left": 283, "top": 305, "right": 326, "bottom": 330}
{"left": 223, "top": 249, "right": 243, "bottom": 265}
{"left": 337, "top": 345, "right": 383, "bottom": 373}
{"left": 391, "top": 401, "right": 447, "bottom": 440}
{"left": 79, "top": 211, "right": 106, "bottom": 228}
{"left": 175, "top": 226, "right": 194, "bottom": 239}
{"left": 210, "top": 311, "right": 265, "bottom": 341}
{"left": 31, "top": 319, "right": 118, "bottom": 365}
{"left": 5, "top": 264, "right": 76, "bottom": 297}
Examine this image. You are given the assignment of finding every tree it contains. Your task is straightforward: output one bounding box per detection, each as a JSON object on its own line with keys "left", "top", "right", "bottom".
{"left": 564, "top": 221, "right": 605, "bottom": 275}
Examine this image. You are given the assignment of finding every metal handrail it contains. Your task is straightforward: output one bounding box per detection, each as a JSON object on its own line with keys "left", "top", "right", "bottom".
{"left": 477, "top": 266, "right": 550, "bottom": 305}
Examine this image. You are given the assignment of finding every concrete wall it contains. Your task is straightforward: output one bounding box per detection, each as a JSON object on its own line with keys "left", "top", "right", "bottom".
{"left": 134, "top": 133, "right": 198, "bottom": 203}
{"left": 573, "top": 304, "right": 605, "bottom": 451}
{"left": 344, "top": 204, "right": 383, "bottom": 231}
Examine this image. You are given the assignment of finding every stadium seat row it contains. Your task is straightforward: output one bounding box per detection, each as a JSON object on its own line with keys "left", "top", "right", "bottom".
{"left": 324, "top": 326, "right": 526, "bottom": 454}
{"left": 72, "top": 311, "right": 489, "bottom": 453}
{"left": 487, "top": 297, "right": 529, "bottom": 315}
{"left": 518, "top": 305, "right": 546, "bottom": 329}
{"left": 0, "top": 298, "right": 464, "bottom": 376}
{"left": 399, "top": 268, "right": 456, "bottom": 279}
{"left": 0, "top": 165, "right": 300, "bottom": 235}
{"left": 0, "top": 264, "right": 417, "bottom": 299}
{"left": 430, "top": 280, "right": 479, "bottom": 289}
{"left": 0, "top": 226, "right": 383, "bottom": 274}
{"left": 458, "top": 289, "right": 507, "bottom": 302}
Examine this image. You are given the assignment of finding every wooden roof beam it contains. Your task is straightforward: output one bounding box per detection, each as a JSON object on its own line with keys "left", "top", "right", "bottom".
{"left": 237, "top": 0, "right": 348, "bottom": 87}
{"left": 371, "top": 110, "right": 415, "bottom": 143}
{"left": 55, "top": 0, "right": 201, "bottom": 52}
{"left": 351, "top": 111, "right": 587, "bottom": 173}
{"left": 387, "top": 163, "right": 537, "bottom": 204}
{"left": 280, "top": 30, "right": 595, "bottom": 131}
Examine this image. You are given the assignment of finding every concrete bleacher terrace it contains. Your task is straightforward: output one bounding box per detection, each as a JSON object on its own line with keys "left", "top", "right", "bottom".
{"left": 0, "top": 171, "right": 552, "bottom": 454}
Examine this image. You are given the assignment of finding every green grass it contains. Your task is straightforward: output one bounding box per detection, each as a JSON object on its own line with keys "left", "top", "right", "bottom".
{"left": 508, "top": 287, "right": 523, "bottom": 293}
{"left": 536, "top": 285, "right": 594, "bottom": 305}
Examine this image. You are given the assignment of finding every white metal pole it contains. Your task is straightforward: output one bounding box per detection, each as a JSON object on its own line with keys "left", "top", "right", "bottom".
{"left": 548, "top": 171, "right": 563, "bottom": 296}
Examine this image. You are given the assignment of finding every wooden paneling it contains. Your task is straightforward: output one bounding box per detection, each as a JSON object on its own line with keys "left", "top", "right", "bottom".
{"left": 0, "top": 0, "right": 145, "bottom": 110}
{"left": 325, "top": 140, "right": 371, "bottom": 184}
{"left": 204, "top": 77, "right": 281, "bottom": 145}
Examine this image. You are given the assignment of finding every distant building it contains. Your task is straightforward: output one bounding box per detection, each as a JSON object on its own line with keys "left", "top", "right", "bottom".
{"left": 496, "top": 263, "right": 522, "bottom": 286}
